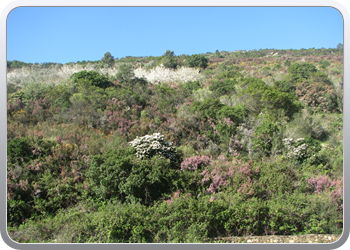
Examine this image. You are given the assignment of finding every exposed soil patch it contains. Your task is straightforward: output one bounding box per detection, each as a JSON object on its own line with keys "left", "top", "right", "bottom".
{"left": 208, "top": 234, "right": 341, "bottom": 243}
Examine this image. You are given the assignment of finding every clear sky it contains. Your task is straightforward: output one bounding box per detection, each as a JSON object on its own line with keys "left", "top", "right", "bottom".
{"left": 7, "top": 7, "right": 343, "bottom": 64}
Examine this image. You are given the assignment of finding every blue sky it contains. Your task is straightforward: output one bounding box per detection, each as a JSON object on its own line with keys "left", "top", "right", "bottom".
{"left": 7, "top": 7, "right": 343, "bottom": 64}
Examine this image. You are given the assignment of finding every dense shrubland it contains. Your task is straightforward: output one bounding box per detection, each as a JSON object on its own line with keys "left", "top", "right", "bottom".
{"left": 7, "top": 47, "right": 343, "bottom": 243}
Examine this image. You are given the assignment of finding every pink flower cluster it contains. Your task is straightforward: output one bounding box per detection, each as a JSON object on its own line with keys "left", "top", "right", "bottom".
{"left": 203, "top": 166, "right": 235, "bottom": 194}
{"left": 306, "top": 175, "right": 343, "bottom": 214}
{"left": 330, "top": 177, "right": 343, "bottom": 213}
{"left": 306, "top": 174, "right": 331, "bottom": 194}
{"left": 180, "top": 155, "right": 212, "bottom": 171}
{"left": 201, "top": 157, "right": 259, "bottom": 194}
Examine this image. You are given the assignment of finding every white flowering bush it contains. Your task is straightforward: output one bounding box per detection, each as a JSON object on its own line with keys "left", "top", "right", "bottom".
{"left": 129, "top": 133, "right": 176, "bottom": 161}
{"left": 283, "top": 137, "right": 322, "bottom": 164}
{"left": 134, "top": 64, "right": 203, "bottom": 84}
{"left": 283, "top": 138, "right": 308, "bottom": 160}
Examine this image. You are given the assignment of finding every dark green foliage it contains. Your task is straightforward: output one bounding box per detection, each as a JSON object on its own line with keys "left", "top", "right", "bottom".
{"left": 216, "top": 63, "right": 242, "bottom": 80}
{"left": 183, "top": 54, "right": 208, "bottom": 69}
{"left": 48, "top": 82, "right": 76, "bottom": 111}
{"left": 209, "top": 79, "right": 237, "bottom": 96}
{"left": 284, "top": 59, "right": 291, "bottom": 66}
{"left": 251, "top": 115, "right": 281, "bottom": 157}
{"left": 191, "top": 98, "right": 223, "bottom": 120}
{"left": 214, "top": 49, "right": 224, "bottom": 58}
{"left": 239, "top": 78, "right": 302, "bottom": 118}
{"left": 319, "top": 60, "right": 331, "bottom": 69}
{"left": 7, "top": 137, "right": 34, "bottom": 165}
{"left": 217, "top": 104, "right": 248, "bottom": 124}
{"left": 7, "top": 60, "right": 33, "bottom": 69}
{"left": 182, "top": 80, "right": 201, "bottom": 95}
{"left": 70, "top": 70, "right": 112, "bottom": 89}
{"left": 87, "top": 146, "right": 179, "bottom": 204}
{"left": 115, "top": 64, "right": 135, "bottom": 84}
{"left": 101, "top": 52, "right": 115, "bottom": 67}
{"left": 152, "top": 85, "right": 186, "bottom": 114}
{"left": 161, "top": 50, "right": 177, "bottom": 69}
{"left": 288, "top": 63, "right": 318, "bottom": 82}
{"left": 274, "top": 78, "right": 296, "bottom": 93}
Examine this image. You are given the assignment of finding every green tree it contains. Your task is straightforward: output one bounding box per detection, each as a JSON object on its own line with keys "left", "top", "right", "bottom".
{"left": 115, "top": 64, "right": 135, "bottom": 83}
{"left": 215, "top": 50, "right": 223, "bottom": 58}
{"left": 70, "top": 70, "right": 112, "bottom": 89}
{"left": 319, "top": 60, "right": 331, "bottom": 69}
{"left": 284, "top": 59, "right": 291, "bottom": 66}
{"left": 288, "top": 63, "right": 318, "bottom": 83}
{"left": 101, "top": 52, "right": 115, "bottom": 67}
{"left": 183, "top": 54, "right": 208, "bottom": 69}
{"left": 337, "top": 43, "right": 343, "bottom": 50}
{"left": 161, "top": 50, "right": 177, "bottom": 69}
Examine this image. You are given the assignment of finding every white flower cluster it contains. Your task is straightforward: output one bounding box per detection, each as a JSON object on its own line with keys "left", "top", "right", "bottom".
{"left": 129, "top": 133, "right": 176, "bottom": 160}
{"left": 134, "top": 64, "right": 203, "bottom": 84}
{"left": 283, "top": 138, "right": 308, "bottom": 159}
{"left": 57, "top": 64, "right": 120, "bottom": 79}
{"left": 7, "top": 68, "right": 30, "bottom": 80}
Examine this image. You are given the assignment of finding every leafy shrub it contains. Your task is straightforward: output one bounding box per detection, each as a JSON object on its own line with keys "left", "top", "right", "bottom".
{"left": 238, "top": 78, "right": 302, "bottom": 118}
{"left": 191, "top": 98, "right": 223, "bottom": 120}
{"left": 87, "top": 146, "right": 178, "bottom": 204}
{"left": 319, "top": 60, "right": 331, "bottom": 69}
{"left": 183, "top": 54, "right": 208, "bottom": 69}
{"left": 70, "top": 70, "right": 112, "bottom": 89}
{"left": 288, "top": 63, "right": 318, "bottom": 82}
{"left": 285, "top": 109, "right": 328, "bottom": 140}
{"left": 251, "top": 114, "right": 281, "bottom": 157}
{"left": 209, "top": 79, "right": 237, "bottom": 97}
{"left": 295, "top": 74, "right": 339, "bottom": 113}
{"left": 182, "top": 80, "right": 201, "bottom": 95}
{"left": 7, "top": 137, "right": 34, "bottom": 165}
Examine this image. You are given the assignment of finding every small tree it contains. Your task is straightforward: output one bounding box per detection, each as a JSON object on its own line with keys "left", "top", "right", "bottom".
{"left": 288, "top": 63, "right": 317, "bottom": 83}
{"left": 115, "top": 64, "right": 134, "bottom": 83}
{"left": 337, "top": 43, "right": 343, "bottom": 50}
{"left": 101, "top": 52, "right": 115, "bottom": 67}
{"left": 70, "top": 70, "right": 112, "bottom": 89}
{"left": 183, "top": 54, "right": 208, "bottom": 69}
{"left": 161, "top": 50, "right": 177, "bottom": 69}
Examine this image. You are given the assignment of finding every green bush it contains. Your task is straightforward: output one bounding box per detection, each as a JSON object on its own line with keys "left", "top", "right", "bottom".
{"left": 70, "top": 70, "right": 112, "bottom": 89}
{"left": 191, "top": 98, "right": 223, "bottom": 120}
{"left": 209, "top": 79, "right": 237, "bottom": 97}
{"left": 87, "top": 145, "right": 179, "bottom": 204}
{"left": 183, "top": 54, "right": 208, "bottom": 69}
{"left": 239, "top": 79, "right": 302, "bottom": 118}
{"left": 288, "top": 63, "right": 318, "bottom": 82}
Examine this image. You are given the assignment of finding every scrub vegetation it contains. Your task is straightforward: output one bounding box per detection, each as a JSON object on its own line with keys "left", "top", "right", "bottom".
{"left": 7, "top": 47, "right": 343, "bottom": 243}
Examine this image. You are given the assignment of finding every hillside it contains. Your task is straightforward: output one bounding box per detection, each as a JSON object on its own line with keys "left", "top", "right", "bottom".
{"left": 7, "top": 47, "right": 343, "bottom": 243}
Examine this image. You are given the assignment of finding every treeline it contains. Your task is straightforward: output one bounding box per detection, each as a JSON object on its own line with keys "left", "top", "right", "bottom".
{"left": 7, "top": 44, "right": 343, "bottom": 70}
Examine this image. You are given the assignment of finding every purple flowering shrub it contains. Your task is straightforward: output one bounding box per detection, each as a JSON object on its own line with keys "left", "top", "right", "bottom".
{"left": 306, "top": 174, "right": 332, "bottom": 194}
{"left": 200, "top": 155, "right": 259, "bottom": 195}
{"left": 180, "top": 155, "right": 212, "bottom": 171}
{"left": 330, "top": 177, "right": 343, "bottom": 214}
{"left": 306, "top": 175, "right": 343, "bottom": 215}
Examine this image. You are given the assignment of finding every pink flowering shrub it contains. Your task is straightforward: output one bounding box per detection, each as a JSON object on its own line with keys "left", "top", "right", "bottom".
{"left": 330, "top": 177, "right": 343, "bottom": 214}
{"left": 180, "top": 155, "right": 212, "bottom": 171}
{"left": 306, "top": 174, "right": 332, "bottom": 194}
{"left": 201, "top": 155, "right": 259, "bottom": 194}
{"left": 306, "top": 175, "right": 343, "bottom": 216}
